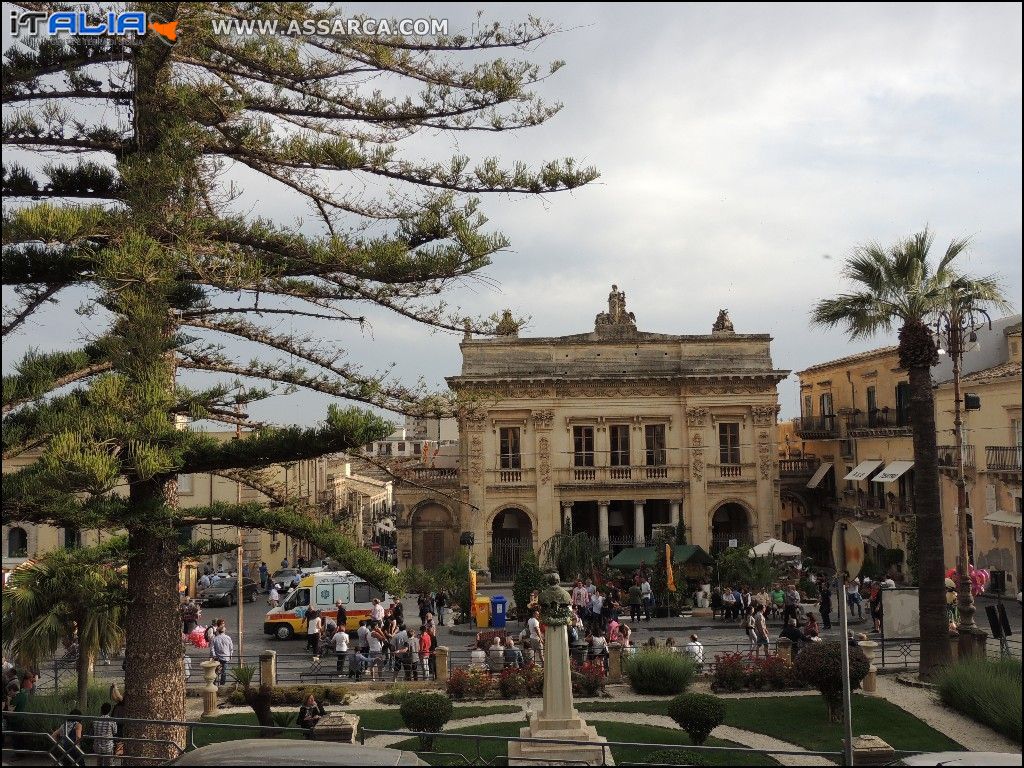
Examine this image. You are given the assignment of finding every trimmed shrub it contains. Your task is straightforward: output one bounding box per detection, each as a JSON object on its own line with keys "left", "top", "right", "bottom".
{"left": 522, "top": 662, "right": 545, "bottom": 696}
{"left": 794, "top": 641, "right": 869, "bottom": 722}
{"left": 572, "top": 660, "right": 606, "bottom": 697}
{"left": 711, "top": 652, "right": 746, "bottom": 692}
{"left": 757, "top": 653, "right": 794, "bottom": 690}
{"left": 464, "top": 667, "right": 494, "bottom": 698}
{"left": 644, "top": 748, "right": 710, "bottom": 766}
{"left": 399, "top": 692, "right": 454, "bottom": 751}
{"left": 512, "top": 552, "right": 546, "bottom": 622}
{"left": 227, "top": 684, "right": 349, "bottom": 706}
{"left": 937, "top": 657, "right": 1022, "bottom": 744}
{"left": 667, "top": 693, "right": 726, "bottom": 745}
{"left": 377, "top": 684, "right": 417, "bottom": 706}
{"left": 625, "top": 649, "right": 696, "bottom": 695}
{"left": 446, "top": 667, "right": 468, "bottom": 699}
{"left": 498, "top": 668, "right": 525, "bottom": 699}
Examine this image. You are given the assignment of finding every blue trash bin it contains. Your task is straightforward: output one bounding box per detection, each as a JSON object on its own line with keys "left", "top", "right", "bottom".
{"left": 490, "top": 595, "right": 508, "bottom": 629}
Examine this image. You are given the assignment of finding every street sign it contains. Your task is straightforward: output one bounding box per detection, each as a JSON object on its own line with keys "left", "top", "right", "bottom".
{"left": 831, "top": 518, "right": 864, "bottom": 580}
{"left": 728, "top": 538, "right": 738, "bottom": 548}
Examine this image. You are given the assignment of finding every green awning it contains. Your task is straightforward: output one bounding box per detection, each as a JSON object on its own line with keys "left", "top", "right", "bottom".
{"left": 608, "top": 545, "right": 713, "bottom": 569}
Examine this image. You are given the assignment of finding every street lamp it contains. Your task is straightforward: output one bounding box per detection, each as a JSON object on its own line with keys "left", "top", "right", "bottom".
{"left": 934, "top": 306, "right": 991, "bottom": 659}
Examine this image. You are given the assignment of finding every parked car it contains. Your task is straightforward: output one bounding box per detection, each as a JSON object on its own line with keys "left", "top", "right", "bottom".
{"left": 171, "top": 739, "right": 426, "bottom": 765}
{"left": 198, "top": 578, "right": 259, "bottom": 606}
{"left": 272, "top": 568, "right": 301, "bottom": 590}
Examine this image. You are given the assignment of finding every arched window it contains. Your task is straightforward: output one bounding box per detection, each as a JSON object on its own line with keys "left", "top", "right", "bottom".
{"left": 7, "top": 527, "right": 28, "bottom": 558}
{"left": 63, "top": 527, "right": 81, "bottom": 550}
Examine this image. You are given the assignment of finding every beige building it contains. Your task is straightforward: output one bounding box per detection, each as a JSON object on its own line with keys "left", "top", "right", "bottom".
{"left": 785, "top": 315, "right": 1021, "bottom": 590}
{"left": 395, "top": 286, "right": 788, "bottom": 579}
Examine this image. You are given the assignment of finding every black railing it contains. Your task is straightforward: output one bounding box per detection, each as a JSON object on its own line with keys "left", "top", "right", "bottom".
{"left": 937, "top": 444, "right": 975, "bottom": 469}
{"left": 793, "top": 415, "right": 837, "bottom": 437}
{"left": 847, "top": 409, "right": 911, "bottom": 432}
{"left": 986, "top": 445, "right": 1022, "bottom": 472}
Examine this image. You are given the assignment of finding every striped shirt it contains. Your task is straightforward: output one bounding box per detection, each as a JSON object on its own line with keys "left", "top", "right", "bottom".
{"left": 92, "top": 715, "right": 117, "bottom": 755}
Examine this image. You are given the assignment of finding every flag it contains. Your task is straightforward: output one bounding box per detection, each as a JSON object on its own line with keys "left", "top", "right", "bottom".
{"left": 666, "top": 542, "right": 676, "bottom": 592}
{"left": 469, "top": 568, "right": 477, "bottom": 617}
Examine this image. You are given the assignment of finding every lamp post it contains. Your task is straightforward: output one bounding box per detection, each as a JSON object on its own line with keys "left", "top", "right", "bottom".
{"left": 935, "top": 307, "right": 990, "bottom": 659}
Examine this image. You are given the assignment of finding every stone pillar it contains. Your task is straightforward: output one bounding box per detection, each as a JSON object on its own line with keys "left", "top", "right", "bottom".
{"left": 607, "top": 642, "right": 623, "bottom": 683}
{"left": 200, "top": 659, "right": 220, "bottom": 716}
{"left": 670, "top": 500, "right": 680, "bottom": 528}
{"left": 776, "top": 637, "right": 793, "bottom": 663}
{"left": 848, "top": 735, "right": 895, "bottom": 766}
{"left": 859, "top": 640, "right": 878, "bottom": 693}
{"left": 541, "top": 623, "right": 576, "bottom": 726}
{"left": 562, "top": 502, "right": 574, "bottom": 534}
{"left": 434, "top": 646, "right": 450, "bottom": 685}
{"left": 633, "top": 500, "right": 645, "bottom": 546}
{"left": 598, "top": 501, "right": 609, "bottom": 550}
{"left": 259, "top": 649, "right": 277, "bottom": 687}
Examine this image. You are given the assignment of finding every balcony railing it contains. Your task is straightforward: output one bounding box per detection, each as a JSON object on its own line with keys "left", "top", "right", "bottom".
{"left": 846, "top": 409, "right": 911, "bottom": 434}
{"left": 779, "top": 458, "right": 819, "bottom": 476}
{"left": 833, "top": 490, "right": 914, "bottom": 519}
{"left": 487, "top": 468, "right": 535, "bottom": 486}
{"left": 985, "top": 446, "right": 1022, "bottom": 473}
{"left": 793, "top": 416, "right": 838, "bottom": 438}
{"left": 408, "top": 466, "right": 459, "bottom": 483}
{"left": 937, "top": 445, "right": 975, "bottom": 471}
{"left": 558, "top": 465, "right": 685, "bottom": 485}
{"left": 707, "top": 463, "right": 755, "bottom": 480}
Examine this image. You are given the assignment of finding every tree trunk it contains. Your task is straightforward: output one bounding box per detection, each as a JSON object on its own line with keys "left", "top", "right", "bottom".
{"left": 245, "top": 684, "right": 274, "bottom": 729}
{"left": 77, "top": 649, "right": 94, "bottom": 711}
{"left": 906, "top": 361, "right": 953, "bottom": 678}
{"left": 124, "top": 511, "right": 186, "bottom": 761}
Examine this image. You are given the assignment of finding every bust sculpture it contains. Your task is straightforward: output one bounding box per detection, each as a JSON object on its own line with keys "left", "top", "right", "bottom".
{"left": 538, "top": 572, "right": 573, "bottom": 626}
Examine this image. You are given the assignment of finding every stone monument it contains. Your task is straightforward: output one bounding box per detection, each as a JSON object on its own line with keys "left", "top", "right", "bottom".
{"left": 507, "top": 573, "right": 611, "bottom": 766}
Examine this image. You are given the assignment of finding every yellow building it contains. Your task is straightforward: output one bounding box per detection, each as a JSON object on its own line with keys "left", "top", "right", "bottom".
{"left": 934, "top": 320, "right": 1022, "bottom": 593}
{"left": 785, "top": 315, "right": 1021, "bottom": 588}
{"left": 396, "top": 286, "right": 789, "bottom": 578}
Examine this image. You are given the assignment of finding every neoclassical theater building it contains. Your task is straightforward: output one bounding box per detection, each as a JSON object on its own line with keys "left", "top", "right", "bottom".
{"left": 394, "top": 286, "right": 789, "bottom": 579}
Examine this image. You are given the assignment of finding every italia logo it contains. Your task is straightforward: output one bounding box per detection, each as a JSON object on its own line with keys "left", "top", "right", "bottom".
{"left": 9, "top": 10, "right": 178, "bottom": 44}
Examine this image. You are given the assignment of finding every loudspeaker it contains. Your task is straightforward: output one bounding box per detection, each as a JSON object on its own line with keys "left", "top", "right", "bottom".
{"left": 459, "top": 531, "right": 475, "bottom": 546}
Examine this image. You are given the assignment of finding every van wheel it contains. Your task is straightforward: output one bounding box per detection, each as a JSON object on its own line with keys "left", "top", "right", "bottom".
{"left": 274, "top": 625, "right": 294, "bottom": 641}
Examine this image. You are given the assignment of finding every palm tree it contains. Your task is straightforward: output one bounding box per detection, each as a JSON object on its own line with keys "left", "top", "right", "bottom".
{"left": 2, "top": 546, "right": 126, "bottom": 709}
{"left": 812, "top": 228, "right": 1008, "bottom": 679}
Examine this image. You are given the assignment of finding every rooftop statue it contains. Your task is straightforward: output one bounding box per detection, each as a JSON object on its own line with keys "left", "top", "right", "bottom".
{"left": 594, "top": 284, "right": 637, "bottom": 332}
{"left": 713, "top": 308, "right": 735, "bottom": 333}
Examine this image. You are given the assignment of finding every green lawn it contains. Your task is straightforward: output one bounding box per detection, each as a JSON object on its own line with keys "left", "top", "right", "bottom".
{"left": 578, "top": 694, "right": 962, "bottom": 753}
{"left": 390, "top": 721, "right": 777, "bottom": 766}
{"left": 192, "top": 704, "right": 521, "bottom": 748}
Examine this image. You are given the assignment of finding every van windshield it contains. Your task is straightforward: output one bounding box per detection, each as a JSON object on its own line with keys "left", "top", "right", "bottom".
{"left": 283, "top": 588, "right": 310, "bottom": 610}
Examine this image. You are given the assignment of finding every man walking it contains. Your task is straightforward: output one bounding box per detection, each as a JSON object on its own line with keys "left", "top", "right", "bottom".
{"left": 332, "top": 623, "right": 349, "bottom": 676}
{"left": 628, "top": 578, "right": 643, "bottom": 624}
{"left": 528, "top": 608, "right": 544, "bottom": 664}
{"left": 258, "top": 562, "right": 269, "bottom": 591}
{"left": 640, "top": 577, "right": 653, "bottom": 621}
{"left": 92, "top": 702, "right": 118, "bottom": 767}
{"left": 210, "top": 622, "right": 233, "bottom": 686}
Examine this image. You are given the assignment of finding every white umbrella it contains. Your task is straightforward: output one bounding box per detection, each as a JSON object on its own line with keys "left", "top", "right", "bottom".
{"left": 749, "top": 538, "right": 802, "bottom": 558}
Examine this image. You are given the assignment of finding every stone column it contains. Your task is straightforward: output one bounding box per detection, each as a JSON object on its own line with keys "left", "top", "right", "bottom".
{"left": 434, "top": 646, "right": 450, "bottom": 685}
{"left": 561, "top": 502, "right": 574, "bottom": 534}
{"left": 200, "top": 659, "right": 220, "bottom": 716}
{"left": 859, "top": 640, "right": 878, "bottom": 693}
{"left": 598, "top": 500, "right": 609, "bottom": 550}
{"left": 633, "top": 500, "right": 645, "bottom": 546}
{"left": 541, "top": 623, "right": 576, "bottom": 727}
{"left": 606, "top": 642, "right": 623, "bottom": 683}
{"left": 670, "top": 500, "right": 681, "bottom": 528}
{"left": 259, "top": 649, "right": 277, "bottom": 687}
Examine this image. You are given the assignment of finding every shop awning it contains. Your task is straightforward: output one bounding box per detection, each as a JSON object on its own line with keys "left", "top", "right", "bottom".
{"left": 749, "top": 538, "right": 801, "bottom": 558}
{"left": 984, "top": 510, "right": 1022, "bottom": 529}
{"left": 852, "top": 520, "right": 890, "bottom": 547}
{"left": 844, "top": 460, "right": 884, "bottom": 481}
{"left": 806, "top": 462, "right": 833, "bottom": 489}
{"left": 872, "top": 460, "right": 914, "bottom": 483}
{"left": 608, "top": 545, "right": 714, "bottom": 570}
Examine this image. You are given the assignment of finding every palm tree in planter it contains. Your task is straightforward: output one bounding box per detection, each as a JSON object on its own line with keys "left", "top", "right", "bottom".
{"left": 811, "top": 228, "right": 1008, "bottom": 679}
{"left": 2, "top": 544, "right": 126, "bottom": 709}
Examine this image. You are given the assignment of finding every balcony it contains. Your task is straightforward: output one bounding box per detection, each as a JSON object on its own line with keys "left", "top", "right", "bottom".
{"left": 846, "top": 409, "right": 912, "bottom": 437}
{"left": 985, "top": 446, "right": 1022, "bottom": 475}
{"left": 487, "top": 468, "right": 535, "bottom": 487}
{"left": 406, "top": 466, "right": 459, "bottom": 484}
{"left": 557, "top": 465, "right": 686, "bottom": 487}
{"left": 707, "top": 463, "right": 756, "bottom": 481}
{"left": 937, "top": 445, "right": 975, "bottom": 475}
{"left": 793, "top": 416, "right": 838, "bottom": 439}
{"left": 832, "top": 490, "right": 913, "bottom": 520}
{"left": 779, "top": 458, "right": 819, "bottom": 477}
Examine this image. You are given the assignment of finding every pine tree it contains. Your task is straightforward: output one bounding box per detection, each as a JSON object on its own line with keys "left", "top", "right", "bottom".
{"left": 2, "top": 4, "right": 597, "bottom": 757}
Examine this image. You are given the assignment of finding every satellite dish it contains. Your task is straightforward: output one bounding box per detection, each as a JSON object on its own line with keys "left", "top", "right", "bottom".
{"left": 831, "top": 518, "right": 865, "bottom": 580}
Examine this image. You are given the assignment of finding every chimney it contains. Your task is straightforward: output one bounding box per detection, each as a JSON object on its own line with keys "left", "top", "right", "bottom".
{"left": 344, "top": 463, "right": 351, "bottom": 477}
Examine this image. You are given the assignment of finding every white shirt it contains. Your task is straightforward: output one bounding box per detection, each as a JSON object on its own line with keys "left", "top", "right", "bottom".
{"left": 641, "top": 581, "right": 652, "bottom": 598}
{"left": 183, "top": 655, "right": 192, "bottom": 680}
{"left": 307, "top": 616, "right": 321, "bottom": 635}
{"left": 269, "top": 588, "right": 279, "bottom": 601}
{"left": 371, "top": 603, "right": 385, "bottom": 622}
{"left": 332, "top": 631, "right": 349, "bottom": 652}
{"left": 368, "top": 635, "right": 383, "bottom": 653}
{"left": 527, "top": 616, "right": 541, "bottom": 640}
{"left": 357, "top": 625, "right": 370, "bottom": 648}
{"left": 590, "top": 594, "right": 603, "bottom": 613}
{"left": 684, "top": 641, "right": 704, "bottom": 665}
{"left": 881, "top": 578, "right": 896, "bottom": 589}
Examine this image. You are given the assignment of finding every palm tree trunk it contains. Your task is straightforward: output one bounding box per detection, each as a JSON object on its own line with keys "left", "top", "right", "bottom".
{"left": 906, "top": 361, "right": 953, "bottom": 678}
{"left": 77, "top": 649, "right": 94, "bottom": 711}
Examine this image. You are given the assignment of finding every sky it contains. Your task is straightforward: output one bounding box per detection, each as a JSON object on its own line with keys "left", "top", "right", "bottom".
{"left": 3, "top": 3, "right": 1022, "bottom": 425}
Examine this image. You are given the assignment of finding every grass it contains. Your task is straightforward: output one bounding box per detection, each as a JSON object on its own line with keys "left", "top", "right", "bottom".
{"left": 577, "top": 694, "right": 961, "bottom": 753}
{"left": 936, "top": 656, "right": 1022, "bottom": 744}
{"left": 390, "top": 721, "right": 777, "bottom": 766}
{"left": 191, "top": 704, "right": 521, "bottom": 748}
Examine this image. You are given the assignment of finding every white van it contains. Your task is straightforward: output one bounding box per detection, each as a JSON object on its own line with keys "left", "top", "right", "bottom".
{"left": 262, "top": 570, "right": 390, "bottom": 640}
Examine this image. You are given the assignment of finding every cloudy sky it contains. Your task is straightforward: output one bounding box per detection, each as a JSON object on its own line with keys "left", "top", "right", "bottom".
{"left": 3, "top": 3, "right": 1021, "bottom": 425}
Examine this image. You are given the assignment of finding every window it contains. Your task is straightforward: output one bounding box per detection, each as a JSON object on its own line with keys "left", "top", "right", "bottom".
{"left": 895, "top": 382, "right": 911, "bottom": 426}
{"left": 283, "top": 588, "right": 310, "bottom": 610}
{"left": 397, "top": 442, "right": 405, "bottom": 452}
{"left": 610, "top": 425, "right": 630, "bottom": 466}
{"left": 866, "top": 386, "right": 877, "bottom": 425}
{"left": 178, "top": 473, "right": 194, "bottom": 495}
{"left": 803, "top": 395, "right": 813, "bottom": 418}
{"left": 820, "top": 392, "right": 834, "bottom": 417}
{"left": 63, "top": 527, "right": 81, "bottom": 550}
{"left": 413, "top": 443, "right": 422, "bottom": 455}
{"left": 718, "top": 423, "right": 741, "bottom": 465}
{"left": 7, "top": 527, "right": 28, "bottom": 558}
{"left": 176, "top": 526, "right": 193, "bottom": 548}
{"left": 645, "top": 424, "right": 667, "bottom": 466}
{"left": 333, "top": 583, "right": 351, "bottom": 605}
{"left": 499, "top": 427, "right": 522, "bottom": 470}
{"left": 573, "top": 426, "right": 595, "bottom": 467}
{"left": 354, "top": 582, "right": 385, "bottom": 603}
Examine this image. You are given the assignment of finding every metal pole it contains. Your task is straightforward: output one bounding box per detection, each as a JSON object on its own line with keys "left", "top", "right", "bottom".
{"left": 837, "top": 522, "right": 855, "bottom": 766}
{"left": 235, "top": 403, "right": 244, "bottom": 662}
{"left": 950, "top": 319, "right": 978, "bottom": 655}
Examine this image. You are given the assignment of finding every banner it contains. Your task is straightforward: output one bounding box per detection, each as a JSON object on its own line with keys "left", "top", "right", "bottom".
{"left": 469, "top": 568, "right": 477, "bottom": 617}
{"left": 666, "top": 543, "right": 676, "bottom": 592}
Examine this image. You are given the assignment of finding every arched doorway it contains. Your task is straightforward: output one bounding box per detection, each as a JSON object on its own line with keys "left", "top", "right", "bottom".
{"left": 710, "top": 503, "right": 752, "bottom": 554}
{"left": 7, "top": 527, "right": 28, "bottom": 558}
{"left": 490, "top": 508, "right": 534, "bottom": 582}
{"left": 412, "top": 503, "right": 455, "bottom": 570}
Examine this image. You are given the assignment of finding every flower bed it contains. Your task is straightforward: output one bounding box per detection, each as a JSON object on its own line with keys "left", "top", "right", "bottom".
{"left": 711, "top": 652, "right": 797, "bottom": 692}
{"left": 447, "top": 661, "right": 603, "bottom": 700}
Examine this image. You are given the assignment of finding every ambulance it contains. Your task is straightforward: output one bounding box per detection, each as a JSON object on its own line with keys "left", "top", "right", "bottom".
{"left": 262, "top": 570, "right": 391, "bottom": 640}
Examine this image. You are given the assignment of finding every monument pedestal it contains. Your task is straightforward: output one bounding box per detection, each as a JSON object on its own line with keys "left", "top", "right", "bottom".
{"left": 507, "top": 619, "right": 611, "bottom": 766}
